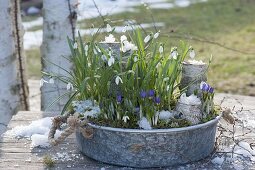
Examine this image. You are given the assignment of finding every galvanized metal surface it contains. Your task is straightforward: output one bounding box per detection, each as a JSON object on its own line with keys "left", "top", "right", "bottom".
{"left": 76, "top": 115, "right": 221, "bottom": 168}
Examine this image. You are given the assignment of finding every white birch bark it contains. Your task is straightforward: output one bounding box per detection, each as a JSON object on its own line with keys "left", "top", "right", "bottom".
{"left": 41, "top": 0, "right": 78, "bottom": 113}
{"left": 0, "top": 0, "right": 29, "bottom": 134}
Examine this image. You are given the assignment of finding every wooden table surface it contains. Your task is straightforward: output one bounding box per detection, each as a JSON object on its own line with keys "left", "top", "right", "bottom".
{"left": 1, "top": 94, "right": 255, "bottom": 170}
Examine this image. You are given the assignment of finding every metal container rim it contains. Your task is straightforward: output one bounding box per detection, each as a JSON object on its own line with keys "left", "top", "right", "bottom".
{"left": 88, "top": 114, "right": 222, "bottom": 133}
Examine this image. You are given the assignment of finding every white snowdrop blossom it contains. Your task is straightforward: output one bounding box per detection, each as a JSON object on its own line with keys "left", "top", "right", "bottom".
{"left": 106, "top": 24, "right": 112, "bottom": 32}
{"left": 101, "top": 55, "right": 107, "bottom": 62}
{"left": 108, "top": 56, "right": 115, "bottom": 66}
{"left": 144, "top": 34, "right": 151, "bottom": 43}
{"left": 49, "top": 78, "right": 54, "bottom": 84}
{"left": 66, "top": 82, "right": 74, "bottom": 91}
{"left": 85, "top": 44, "right": 89, "bottom": 51}
{"left": 134, "top": 56, "right": 138, "bottom": 62}
{"left": 166, "top": 85, "right": 170, "bottom": 91}
{"left": 153, "top": 30, "right": 160, "bottom": 39}
{"left": 163, "top": 77, "right": 169, "bottom": 82}
{"left": 171, "top": 51, "right": 178, "bottom": 60}
{"left": 122, "top": 25, "right": 128, "bottom": 33}
{"left": 93, "top": 48, "right": 98, "bottom": 55}
{"left": 40, "top": 78, "right": 47, "bottom": 87}
{"left": 159, "top": 45, "right": 164, "bottom": 54}
{"left": 85, "top": 44, "right": 89, "bottom": 55}
{"left": 122, "top": 116, "right": 130, "bottom": 123}
{"left": 73, "top": 42, "right": 78, "bottom": 49}
{"left": 120, "top": 35, "right": 127, "bottom": 43}
{"left": 122, "top": 41, "right": 138, "bottom": 52}
{"left": 115, "top": 76, "right": 123, "bottom": 85}
{"left": 190, "top": 50, "right": 195, "bottom": 59}
{"left": 105, "top": 34, "right": 115, "bottom": 43}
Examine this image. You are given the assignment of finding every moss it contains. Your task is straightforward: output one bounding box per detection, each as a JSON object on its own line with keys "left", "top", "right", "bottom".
{"left": 153, "top": 119, "right": 192, "bottom": 129}
{"left": 43, "top": 155, "right": 55, "bottom": 168}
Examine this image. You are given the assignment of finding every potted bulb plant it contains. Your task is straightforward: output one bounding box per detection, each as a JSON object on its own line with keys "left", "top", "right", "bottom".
{"left": 43, "top": 26, "right": 221, "bottom": 168}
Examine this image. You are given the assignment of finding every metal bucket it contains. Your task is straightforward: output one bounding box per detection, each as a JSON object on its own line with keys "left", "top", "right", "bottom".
{"left": 76, "top": 115, "right": 221, "bottom": 168}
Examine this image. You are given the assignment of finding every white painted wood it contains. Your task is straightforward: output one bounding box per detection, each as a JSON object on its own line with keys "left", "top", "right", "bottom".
{"left": 0, "top": 0, "right": 29, "bottom": 133}
{"left": 41, "top": 0, "right": 78, "bottom": 112}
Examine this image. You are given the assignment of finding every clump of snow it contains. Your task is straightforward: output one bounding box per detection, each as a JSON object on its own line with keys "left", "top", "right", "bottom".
{"left": 104, "top": 34, "right": 116, "bottom": 43}
{"left": 179, "top": 93, "right": 201, "bottom": 105}
{"left": 8, "top": 117, "right": 52, "bottom": 137}
{"left": 238, "top": 141, "right": 255, "bottom": 156}
{"left": 159, "top": 110, "right": 175, "bottom": 120}
{"left": 72, "top": 100, "right": 100, "bottom": 118}
{"left": 6, "top": 117, "right": 62, "bottom": 148}
{"left": 139, "top": 117, "right": 152, "bottom": 130}
{"left": 186, "top": 59, "right": 206, "bottom": 65}
{"left": 211, "top": 156, "right": 224, "bottom": 166}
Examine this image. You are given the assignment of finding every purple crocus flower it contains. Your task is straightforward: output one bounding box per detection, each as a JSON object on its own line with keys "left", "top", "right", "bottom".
{"left": 140, "top": 90, "right": 147, "bottom": 99}
{"left": 209, "top": 87, "right": 214, "bottom": 93}
{"left": 154, "top": 96, "right": 161, "bottom": 104}
{"left": 147, "top": 89, "right": 155, "bottom": 98}
{"left": 201, "top": 82, "right": 210, "bottom": 92}
{"left": 117, "top": 95, "right": 122, "bottom": 103}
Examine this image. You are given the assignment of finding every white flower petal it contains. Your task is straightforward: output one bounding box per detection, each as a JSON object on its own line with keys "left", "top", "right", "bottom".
{"left": 115, "top": 76, "right": 123, "bottom": 85}
{"left": 154, "top": 31, "right": 160, "bottom": 39}
{"left": 159, "top": 45, "right": 164, "bottom": 54}
{"left": 106, "top": 24, "right": 112, "bottom": 32}
{"left": 122, "top": 116, "right": 130, "bottom": 123}
{"left": 73, "top": 42, "right": 78, "bottom": 49}
{"left": 190, "top": 50, "right": 195, "bottom": 59}
{"left": 120, "top": 35, "right": 127, "bottom": 42}
{"left": 108, "top": 57, "right": 115, "bottom": 66}
{"left": 134, "top": 56, "right": 138, "bottom": 62}
{"left": 144, "top": 35, "right": 151, "bottom": 43}
{"left": 67, "top": 82, "right": 73, "bottom": 90}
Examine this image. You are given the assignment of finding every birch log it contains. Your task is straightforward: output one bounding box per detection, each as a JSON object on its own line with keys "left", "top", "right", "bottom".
{"left": 0, "top": 0, "right": 29, "bottom": 134}
{"left": 41, "top": 0, "right": 78, "bottom": 112}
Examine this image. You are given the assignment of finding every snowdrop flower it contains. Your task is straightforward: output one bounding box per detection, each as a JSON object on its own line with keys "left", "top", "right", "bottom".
{"left": 144, "top": 34, "right": 151, "bottom": 43}
{"left": 73, "top": 42, "right": 78, "bottom": 49}
{"left": 93, "top": 48, "right": 98, "bottom": 55}
{"left": 101, "top": 55, "right": 107, "bottom": 62}
{"left": 108, "top": 56, "right": 115, "bottom": 66}
{"left": 85, "top": 44, "right": 88, "bottom": 56}
{"left": 122, "top": 25, "right": 128, "bottom": 33}
{"left": 163, "top": 77, "right": 169, "bottom": 82}
{"left": 120, "top": 35, "right": 127, "bottom": 43}
{"left": 154, "top": 30, "right": 160, "bottom": 39}
{"left": 171, "top": 50, "right": 178, "bottom": 60}
{"left": 190, "top": 49, "right": 195, "bottom": 59}
{"left": 134, "top": 56, "right": 138, "bottom": 62}
{"left": 166, "top": 85, "right": 170, "bottom": 91}
{"left": 105, "top": 34, "right": 115, "bottom": 43}
{"left": 159, "top": 45, "right": 164, "bottom": 54}
{"left": 106, "top": 24, "right": 112, "bottom": 32}
{"left": 122, "top": 41, "right": 138, "bottom": 52}
{"left": 122, "top": 116, "right": 130, "bottom": 123}
{"left": 85, "top": 44, "right": 89, "bottom": 51}
{"left": 49, "top": 78, "right": 54, "bottom": 84}
{"left": 115, "top": 76, "right": 123, "bottom": 85}
{"left": 66, "top": 82, "right": 74, "bottom": 90}
{"left": 39, "top": 78, "right": 47, "bottom": 87}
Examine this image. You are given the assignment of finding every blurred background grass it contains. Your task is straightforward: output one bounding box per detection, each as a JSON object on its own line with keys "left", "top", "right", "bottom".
{"left": 24, "top": 0, "right": 255, "bottom": 96}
